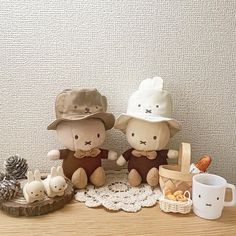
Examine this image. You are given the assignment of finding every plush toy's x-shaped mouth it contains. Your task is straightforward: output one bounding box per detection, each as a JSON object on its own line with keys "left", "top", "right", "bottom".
{"left": 145, "top": 109, "right": 152, "bottom": 113}
{"left": 140, "top": 141, "right": 146, "bottom": 145}
{"left": 205, "top": 203, "right": 212, "bottom": 207}
{"left": 85, "top": 141, "right": 92, "bottom": 145}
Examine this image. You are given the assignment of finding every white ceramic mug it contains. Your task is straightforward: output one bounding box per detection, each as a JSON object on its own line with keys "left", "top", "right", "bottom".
{"left": 192, "top": 173, "right": 236, "bottom": 220}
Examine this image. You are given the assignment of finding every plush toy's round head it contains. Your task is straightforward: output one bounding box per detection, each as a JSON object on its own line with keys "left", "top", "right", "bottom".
{"left": 126, "top": 119, "right": 170, "bottom": 151}
{"left": 56, "top": 118, "right": 106, "bottom": 151}
{"left": 115, "top": 77, "right": 182, "bottom": 137}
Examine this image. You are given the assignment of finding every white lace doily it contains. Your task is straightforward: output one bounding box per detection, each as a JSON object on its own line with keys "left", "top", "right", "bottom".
{"left": 75, "top": 169, "right": 162, "bottom": 212}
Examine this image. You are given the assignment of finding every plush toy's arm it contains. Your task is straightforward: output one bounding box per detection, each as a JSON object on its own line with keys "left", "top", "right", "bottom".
{"left": 108, "top": 150, "right": 118, "bottom": 161}
{"left": 100, "top": 149, "right": 117, "bottom": 160}
{"left": 116, "top": 155, "right": 127, "bottom": 166}
{"left": 47, "top": 150, "right": 60, "bottom": 160}
{"left": 47, "top": 149, "right": 69, "bottom": 160}
{"left": 167, "top": 149, "right": 179, "bottom": 159}
{"left": 116, "top": 149, "right": 132, "bottom": 166}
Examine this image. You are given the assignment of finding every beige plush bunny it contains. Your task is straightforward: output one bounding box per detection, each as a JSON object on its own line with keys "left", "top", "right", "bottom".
{"left": 23, "top": 170, "right": 45, "bottom": 203}
{"left": 115, "top": 77, "right": 181, "bottom": 187}
{"left": 47, "top": 88, "right": 116, "bottom": 189}
{"left": 43, "top": 166, "right": 67, "bottom": 198}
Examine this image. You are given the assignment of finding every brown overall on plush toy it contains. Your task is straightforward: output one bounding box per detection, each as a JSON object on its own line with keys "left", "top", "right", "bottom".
{"left": 115, "top": 77, "right": 182, "bottom": 187}
{"left": 47, "top": 88, "right": 117, "bottom": 189}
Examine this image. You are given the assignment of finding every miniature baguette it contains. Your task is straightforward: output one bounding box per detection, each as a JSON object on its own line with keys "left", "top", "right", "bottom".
{"left": 195, "top": 155, "right": 212, "bottom": 172}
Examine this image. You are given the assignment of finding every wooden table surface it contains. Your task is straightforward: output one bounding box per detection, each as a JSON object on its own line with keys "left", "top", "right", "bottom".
{"left": 0, "top": 195, "right": 236, "bottom": 236}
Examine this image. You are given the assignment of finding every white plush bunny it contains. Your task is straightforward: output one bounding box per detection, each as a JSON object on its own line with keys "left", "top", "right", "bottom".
{"left": 43, "top": 166, "right": 67, "bottom": 198}
{"left": 23, "top": 170, "right": 45, "bottom": 203}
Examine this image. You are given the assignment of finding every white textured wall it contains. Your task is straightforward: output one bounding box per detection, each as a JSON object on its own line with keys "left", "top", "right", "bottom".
{"left": 0, "top": 1, "right": 235, "bottom": 183}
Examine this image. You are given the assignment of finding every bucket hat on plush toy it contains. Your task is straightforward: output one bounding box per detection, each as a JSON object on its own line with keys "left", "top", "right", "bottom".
{"left": 115, "top": 77, "right": 182, "bottom": 137}
{"left": 47, "top": 88, "right": 115, "bottom": 130}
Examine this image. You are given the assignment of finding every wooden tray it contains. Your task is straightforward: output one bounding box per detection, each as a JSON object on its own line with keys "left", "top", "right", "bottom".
{"left": 0, "top": 179, "right": 74, "bottom": 217}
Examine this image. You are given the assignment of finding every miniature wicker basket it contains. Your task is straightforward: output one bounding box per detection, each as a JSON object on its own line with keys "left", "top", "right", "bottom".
{"left": 159, "top": 191, "right": 192, "bottom": 214}
{"left": 159, "top": 143, "right": 195, "bottom": 194}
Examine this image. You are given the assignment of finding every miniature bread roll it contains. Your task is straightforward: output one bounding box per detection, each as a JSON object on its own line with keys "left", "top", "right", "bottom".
{"left": 176, "top": 195, "right": 187, "bottom": 202}
{"left": 167, "top": 194, "right": 176, "bottom": 201}
{"left": 164, "top": 189, "right": 173, "bottom": 196}
{"left": 173, "top": 190, "right": 183, "bottom": 197}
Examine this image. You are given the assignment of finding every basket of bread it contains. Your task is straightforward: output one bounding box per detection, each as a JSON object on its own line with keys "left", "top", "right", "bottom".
{"left": 159, "top": 142, "right": 212, "bottom": 214}
{"left": 159, "top": 142, "right": 195, "bottom": 194}
{"left": 159, "top": 189, "right": 192, "bottom": 214}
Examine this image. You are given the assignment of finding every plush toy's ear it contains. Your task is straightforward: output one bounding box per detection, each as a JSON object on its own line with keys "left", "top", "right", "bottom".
{"left": 51, "top": 167, "right": 57, "bottom": 177}
{"left": 27, "top": 171, "right": 34, "bottom": 183}
{"left": 34, "top": 170, "right": 41, "bottom": 181}
{"left": 55, "top": 91, "right": 69, "bottom": 117}
{"left": 56, "top": 166, "right": 64, "bottom": 177}
{"left": 101, "top": 96, "right": 108, "bottom": 111}
{"left": 139, "top": 77, "right": 163, "bottom": 91}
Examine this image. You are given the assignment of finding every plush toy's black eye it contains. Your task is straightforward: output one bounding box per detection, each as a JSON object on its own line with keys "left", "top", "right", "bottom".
{"left": 199, "top": 195, "right": 201, "bottom": 198}
{"left": 31, "top": 192, "right": 33, "bottom": 194}
{"left": 74, "top": 105, "right": 77, "bottom": 109}
{"left": 75, "top": 135, "right": 79, "bottom": 140}
{"left": 97, "top": 133, "right": 100, "bottom": 138}
{"left": 153, "top": 136, "right": 157, "bottom": 140}
{"left": 55, "top": 186, "right": 57, "bottom": 188}
{"left": 138, "top": 104, "right": 141, "bottom": 107}
{"left": 217, "top": 197, "right": 219, "bottom": 200}
{"left": 156, "top": 105, "right": 159, "bottom": 108}
{"left": 132, "top": 133, "right": 134, "bottom": 137}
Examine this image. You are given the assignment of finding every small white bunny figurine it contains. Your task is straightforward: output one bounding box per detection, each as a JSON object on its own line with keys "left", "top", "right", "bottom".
{"left": 43, "top": 166, "right": 67, "bottom": 198}
{"left": 23, "top": 170, "right": 45, "bottom": 203}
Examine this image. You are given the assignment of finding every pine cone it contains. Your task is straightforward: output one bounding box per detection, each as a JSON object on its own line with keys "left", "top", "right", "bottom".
{"left": 0, "top": 172, "right": 13, "bottom": 181}
{"left": 0, "top": 179, "right": 20, "bottom": 202}
{"left": 4, "top": 155, "right": 28, "bottom": 179}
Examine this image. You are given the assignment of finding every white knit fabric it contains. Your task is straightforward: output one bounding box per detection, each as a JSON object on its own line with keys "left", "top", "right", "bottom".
{"left": 75, "top": 169, "right": 162, "bottom": 212}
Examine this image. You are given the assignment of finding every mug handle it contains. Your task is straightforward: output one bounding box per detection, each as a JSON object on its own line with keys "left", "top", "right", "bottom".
{"left": 224, "top": 183, "right": 236, "bottom": 207}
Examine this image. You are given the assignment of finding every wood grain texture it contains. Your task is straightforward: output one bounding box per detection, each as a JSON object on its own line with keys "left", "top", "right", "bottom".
{"left": 0, "top": 193, "right": 235, "bottom": 236}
